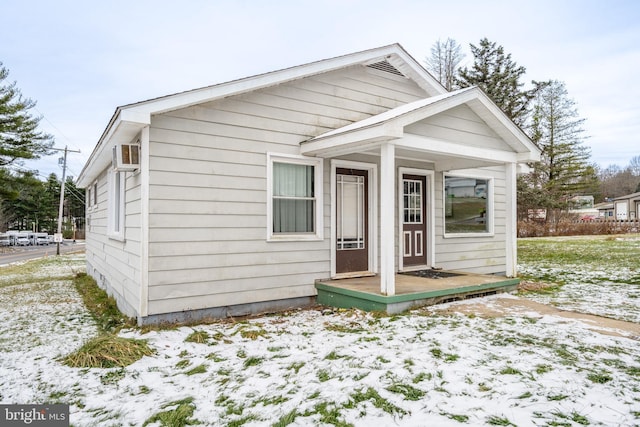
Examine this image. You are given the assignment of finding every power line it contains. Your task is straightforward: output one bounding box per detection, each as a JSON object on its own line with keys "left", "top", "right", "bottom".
{"left": 33, "top": 106, "right": 83, "bottom": 153}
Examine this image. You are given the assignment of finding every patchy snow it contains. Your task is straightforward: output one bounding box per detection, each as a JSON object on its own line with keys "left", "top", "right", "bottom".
{"left": 1, "top": 254, "right": 639, "bottom": 426}
{"left": 518, "top": 236, "right": 640, "bottom": 324}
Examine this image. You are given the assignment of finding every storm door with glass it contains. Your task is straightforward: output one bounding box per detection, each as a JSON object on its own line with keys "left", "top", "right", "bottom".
{"left": 402, "top": 174, "right": 426, "bottom": 267}
{"left": 335, "top": 168, "right": 368, "bottom": 274}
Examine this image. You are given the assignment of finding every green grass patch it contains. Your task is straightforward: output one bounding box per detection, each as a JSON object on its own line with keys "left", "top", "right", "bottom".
{"left": 61, "top": 334, "right": 153, "bottom": 368}
{"left": 346, "top": 387, "right": 407, "bottom": 417}
{"left": 499, "top": 366, "right": 521, "bottom": 375}
{"left": 324, "top": 322, "right": 365, "bottom": 334}
{"left": 184, "top": 364, "right": 207, "bottom": 376}
{"left": 272, "top": 409, "right": 298, "bottom": 427}
{"left": 143, "top": 397, "right": 199, "bottom": 426}
{"left": 386, "top": 383, "right": 425, "bottom": 401}
{"left": 441, "top": 412, "right": 469, "bottom": 423}
{"left": 227, "top": 414, "right": 259, "bottom": 427}
{"left": 547, "top": 394, "right": 569, "bottom": 401}
{"left": 486, "top": 415, "right": 516, "bottom": 426}
{"left": 317, "top": 369, "right": 331, "bottom": 382}
{"left": 175, "top": 359, "right": 191, "bottom": 369}
{"left": 238, "top": 326, "right": 269, "bottom": 340}
{"left": 184, "top": 330, "right": 209, "bottom": 344}
{"left": 303, "top": 401, "right": 351, "bottom": 427}
{"left": 100, "top": 368, "right": 126, "bottom": 385}
{"left": 243, "top": 356, "right": 263, "bottom": 368}
{"left": 412, "top": 372, "right": 432, "bottom": 383}
{"left": 535, "top": 364, "right": 553, "bottom": 374}
{"left": 72, "top": 273, "right": 135, "bottom": 333}
{"left": 587, "top": 371, "right": 613, "bottom": 384}
{"left": 287, "top": 361, "right": 305, "bottom": 374}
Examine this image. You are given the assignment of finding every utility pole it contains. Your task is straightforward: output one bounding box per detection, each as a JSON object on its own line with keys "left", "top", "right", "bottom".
{"left": 53, "top": 146, "right": 81, "bottom": 255}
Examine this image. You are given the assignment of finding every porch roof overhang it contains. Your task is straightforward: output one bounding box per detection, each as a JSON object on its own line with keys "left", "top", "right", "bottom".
{"left": 300, "top": 87, "right": 541, "bottom": 170}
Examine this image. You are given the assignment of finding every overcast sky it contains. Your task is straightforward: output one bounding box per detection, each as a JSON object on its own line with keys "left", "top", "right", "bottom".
{"left": 2, "top": 0, "right": 639, "bottom": 181}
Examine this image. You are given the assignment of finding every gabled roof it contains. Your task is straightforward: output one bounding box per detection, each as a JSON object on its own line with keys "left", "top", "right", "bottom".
{"left": 614, "top": 191, "right": 640, "bottom": 201}
{"left": 301, "top": 86, "right": 541, "bottom": 162}
{"left": 77, "top": 43, "right": 445, "bottom": 186}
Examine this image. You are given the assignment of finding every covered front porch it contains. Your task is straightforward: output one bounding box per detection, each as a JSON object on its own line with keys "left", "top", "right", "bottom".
{"left": 315, "top": 271, "right": 519, "bottom": 314}
{"left": 301, "top": 87, "right": 536, "bottom": 298}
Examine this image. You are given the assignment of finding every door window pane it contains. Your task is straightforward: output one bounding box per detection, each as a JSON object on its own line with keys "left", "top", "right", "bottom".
{"left": 337, "top": 174, "right": 365, "bottom": 250}
{"left": 403, "top": 179, "right": 422, "bottom": 224}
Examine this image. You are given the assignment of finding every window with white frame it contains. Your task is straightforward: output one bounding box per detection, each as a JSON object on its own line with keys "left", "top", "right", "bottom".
{"left": 268, "top": 154, "right": 323, "bottom": 240}
{"left": 108, "top": 169, "right": 125, "bottom": 239}
{"left": 87, "top": 181, "right": 98, "bottom": 210}
{"left": 444, "top": 174, "right": 492, "bottom": 235}
{"left": 87, "top": 187, "right": 92, "bottom": 210}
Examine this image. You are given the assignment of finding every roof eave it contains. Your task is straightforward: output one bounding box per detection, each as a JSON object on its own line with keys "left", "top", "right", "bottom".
{"left": 76, "top": 109, "right": 149, "bottom": 187}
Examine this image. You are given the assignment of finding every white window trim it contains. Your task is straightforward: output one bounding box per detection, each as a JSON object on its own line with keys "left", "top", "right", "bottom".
{"left": 267, "top": 153, "right": 323, "bottom": 242}
{"left": 87, "top": 187, "right": 93, "bottom": 210}
{"left": 443, "top": 171, "right": 494, "bottom": 238}
{"left": 87, "top": 181, "right": 98, "bottom": 211}
{"left": 107, "top": 169, "right": 125, "bottom": 241}
{"left": 92, "top": 181, "right": 98, "bottom": 209}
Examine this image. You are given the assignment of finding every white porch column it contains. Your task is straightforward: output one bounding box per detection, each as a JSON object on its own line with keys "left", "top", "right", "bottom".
{"left": 380, "top": 142, "right": 396, "bottom": 295}
{"left": 505, "top": 162, "right": 517, "bottom": 278}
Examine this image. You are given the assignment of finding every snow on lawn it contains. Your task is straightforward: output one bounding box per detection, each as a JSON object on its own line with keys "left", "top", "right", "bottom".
{"left": 518, "top": 235, "right": 640, "bottom": 324}
{"left": 1, "top": 253, "right": 640, "bottom": 426}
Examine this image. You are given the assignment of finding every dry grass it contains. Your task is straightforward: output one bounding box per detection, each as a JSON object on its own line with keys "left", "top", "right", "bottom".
{"left": 62, "top": 274, "right": 152, "bottom": 368}
{"left": 61, "top": 334, "right": 154, "bottom": 368}
{"left": 518, "top": 219, "right": 639, "bottom": 237}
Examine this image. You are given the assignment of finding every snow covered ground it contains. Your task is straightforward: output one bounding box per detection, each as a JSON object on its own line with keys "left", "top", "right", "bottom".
{"left": 1, "top": 246, "right": 639, "bottom": 426}
{"left": 518, "top": 236, "right": 640, "bottom": 324}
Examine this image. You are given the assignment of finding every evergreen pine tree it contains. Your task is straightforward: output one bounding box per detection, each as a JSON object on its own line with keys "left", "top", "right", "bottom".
{"left": 457, "top": 38, "right": 533, "bottom": 127}
{"left": 525, "top": 80, "right": 597, "bottom": 213}
{"left": 0, "top": 62, "right": 53, "bottom": 168}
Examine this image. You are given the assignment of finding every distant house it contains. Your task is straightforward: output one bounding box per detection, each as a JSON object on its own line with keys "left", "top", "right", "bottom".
{"left": 613, "top": 191, "right": 640, "bottom": 220}
{"left": 595, "top": 202, "right": 614, "bottom": 219}
{"left": 76, "top": 44, "right": 541, "bottom": 325}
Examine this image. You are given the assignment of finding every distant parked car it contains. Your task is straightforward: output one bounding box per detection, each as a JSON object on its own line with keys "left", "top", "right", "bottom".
{"left": 36, "top": 234, "right": 51, "bottom": 245}
{"left": 16, "top": 236, "right": 30, "bottom": 246}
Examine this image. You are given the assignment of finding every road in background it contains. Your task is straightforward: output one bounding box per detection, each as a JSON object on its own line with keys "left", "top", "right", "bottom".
{"left": 0, "top": 242, "right": 85, "bottom": 266}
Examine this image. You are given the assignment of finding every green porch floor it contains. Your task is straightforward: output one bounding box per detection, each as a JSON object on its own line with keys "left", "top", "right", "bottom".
{"left": 315, "top": 272, "right": 519, "bottom": 314}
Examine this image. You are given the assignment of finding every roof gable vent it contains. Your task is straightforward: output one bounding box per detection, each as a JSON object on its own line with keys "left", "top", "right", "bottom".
{"left": 366, "top": 60, "right": 405, "bottom": 77}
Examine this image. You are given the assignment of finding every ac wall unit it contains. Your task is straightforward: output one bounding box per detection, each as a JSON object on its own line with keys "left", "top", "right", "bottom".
{"left": 112, "top": 144, "right": 140, "bottom": 171}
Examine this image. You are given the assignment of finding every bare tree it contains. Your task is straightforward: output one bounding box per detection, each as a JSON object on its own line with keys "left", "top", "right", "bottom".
{"left": 628, "top": 155, "right": 640, "bottom": 176}
{"left": 425, "top": 38, "right": 464, "bottom": 91}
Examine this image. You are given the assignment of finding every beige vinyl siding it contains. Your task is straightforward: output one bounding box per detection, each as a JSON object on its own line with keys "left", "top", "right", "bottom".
{"left": 434, "top": 166, "right": 508, "bottom": 274}
{"left": 85, "top": 168, "right": 142, "bottom": 317}
{"left": 145, "top": 66, "right": 427, "bottom": 314}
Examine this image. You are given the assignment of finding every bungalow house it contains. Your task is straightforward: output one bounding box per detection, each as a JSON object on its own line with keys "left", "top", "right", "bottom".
{"left": 76, "top": 44, "right": 541, "bottom": 325}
